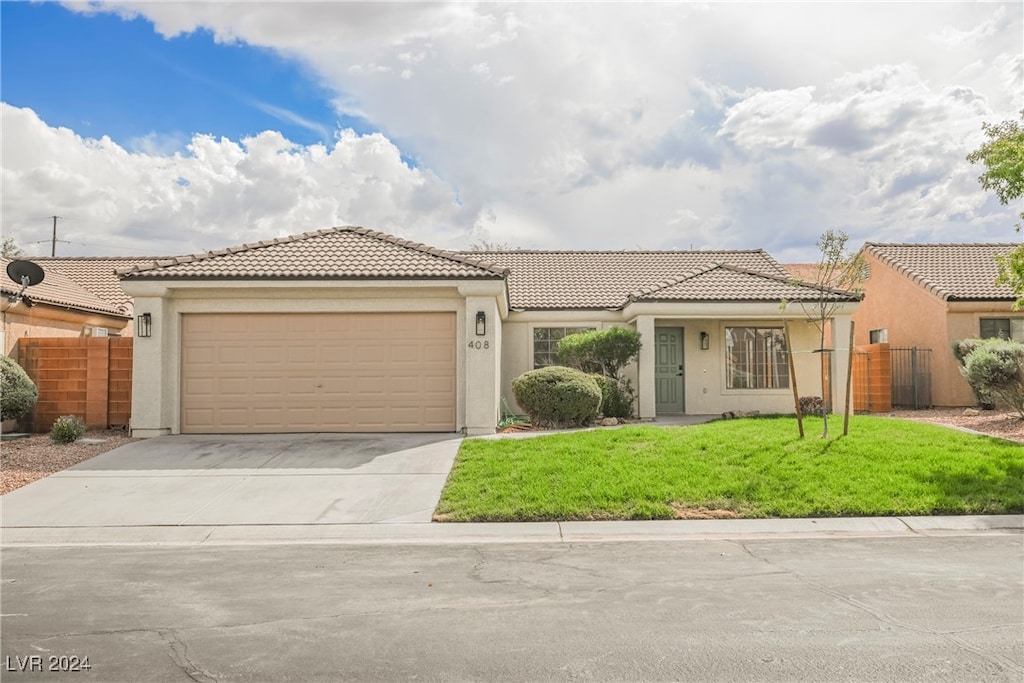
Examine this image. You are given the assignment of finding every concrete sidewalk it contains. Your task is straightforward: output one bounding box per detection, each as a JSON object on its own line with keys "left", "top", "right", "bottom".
{"left": 3, "top": 515, "right": 1020, "bottom": 548}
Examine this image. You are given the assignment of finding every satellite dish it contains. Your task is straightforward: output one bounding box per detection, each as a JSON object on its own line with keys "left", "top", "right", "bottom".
{"left": 5, "top": 259, "right": 44, "bottom": 305}
{"left": 7, "top": 260, "right": 45, "bottom": 287}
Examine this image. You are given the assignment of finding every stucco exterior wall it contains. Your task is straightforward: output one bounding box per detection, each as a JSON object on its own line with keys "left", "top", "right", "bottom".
{"left": 1, "top": 305, "right": 129, "bottom": 359}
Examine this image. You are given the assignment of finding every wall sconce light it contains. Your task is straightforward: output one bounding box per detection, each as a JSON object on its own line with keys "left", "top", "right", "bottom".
{"left": 475, "top": 311, "right": 486, "bottom": 336}
{"left": 700, "top": 331, "right": 710, "bottom": 350}
{"left": 137, "top": 313, "right": 152, "bottom": 338}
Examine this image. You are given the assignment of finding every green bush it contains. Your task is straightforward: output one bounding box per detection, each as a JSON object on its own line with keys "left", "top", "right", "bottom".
{"left": 960, "top": 339, "right": 1024, "bottom": 418}
{"left": 557, "top": 327, "right": 642, "bottom": 378}
{"left": 50, "top": 415, "right": 87, "bottom": 444}
{"left": 512, "top": 366, "right": 602, "bottom": 429}
{"left": 953, "top": 339, "right": 995, "bottom": 408}
{"left": 592, "top": 374, "right": 636, "bottom": 419}
{"left": 1, "top": 355, "right": 38, "bottom": 422}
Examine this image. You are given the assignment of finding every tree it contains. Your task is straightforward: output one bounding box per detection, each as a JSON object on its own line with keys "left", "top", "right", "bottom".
{"left": 1, "top": 236, "right": 24, "bottom": 258}
{"left": 967, "top": 111, "right": 1024, "bottom": 308}
{"left": 469, "top": 240, "right": 512, "bottom": 251}
{"left": 787, "top": 229, "right": 866, "bottom": 438}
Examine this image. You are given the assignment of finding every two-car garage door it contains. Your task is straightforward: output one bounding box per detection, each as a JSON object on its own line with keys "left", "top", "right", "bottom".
{"left": 180, "top": 313, "right": 456, "bottom": 433}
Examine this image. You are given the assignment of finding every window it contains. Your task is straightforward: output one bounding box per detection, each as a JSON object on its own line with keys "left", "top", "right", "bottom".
{"left": 533, "top": 326, "right": 595, "bottom": 368}
{"left": 980, "top": 318, "right": 1024, "bottom": 342}
{"left": 725, "top": 327, "right": 789, "bottom": 389}
{"left": 869, "top": 328, "right": 888, "bottom": 344}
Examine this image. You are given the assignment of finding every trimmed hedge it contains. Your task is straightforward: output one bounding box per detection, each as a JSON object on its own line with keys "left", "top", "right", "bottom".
{"left": 512, "top": 366, "right": 602, "bottom": 429}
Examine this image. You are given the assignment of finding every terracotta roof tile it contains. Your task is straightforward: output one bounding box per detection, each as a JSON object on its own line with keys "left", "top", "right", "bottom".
{"left": 862, "top": 243, "right": 1019, "bottom": 301}
{"left": 630, "top": 264, "right": 861, "bottom": 303}
{"left": 2, "top": 258, "right": 130, "bottom": 317}
{"left": 33, "top": 257, "right": 159, "bottom": 306}
{"left": 457, "top": 249, "right": 793, "bottom": 309}
{"left": 119, "top": 227, "right": 506, "bottom": 280}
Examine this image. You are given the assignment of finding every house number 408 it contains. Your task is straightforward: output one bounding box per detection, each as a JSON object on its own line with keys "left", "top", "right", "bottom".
{"left": 468, "top": 340, "right": 490, "bottom": 350}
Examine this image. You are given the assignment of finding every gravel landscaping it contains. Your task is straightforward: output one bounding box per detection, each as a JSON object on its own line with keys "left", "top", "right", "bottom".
{"left": 1, "top": 430, "right": 138, "bottom": 495}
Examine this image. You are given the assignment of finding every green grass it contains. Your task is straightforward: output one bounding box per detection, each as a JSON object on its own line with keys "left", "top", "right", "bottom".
{"left": 434, "top": 416, "right": 1024, "bottom": 521}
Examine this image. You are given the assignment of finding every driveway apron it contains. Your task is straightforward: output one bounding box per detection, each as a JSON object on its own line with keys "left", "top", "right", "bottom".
{"left": 1, "top": 433, "right": 463, "bottom": 528}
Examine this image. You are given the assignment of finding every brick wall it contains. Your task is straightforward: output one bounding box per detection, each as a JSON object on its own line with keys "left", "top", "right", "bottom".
{"left": 852, "top": 343, "right": 892, "bottom": 413}
{"left": 17, "top": 337, "right": 133, "bottom": 433}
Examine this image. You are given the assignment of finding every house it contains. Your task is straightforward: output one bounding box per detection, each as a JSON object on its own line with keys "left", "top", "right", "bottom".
{"left": 853, "top": 242, "right": 1020, "bottom": 407}
{"left": 119, "top": 226, "right": 861, "bottom": 438}
{"left": 33, "top": 257, "right": 161, "bottom": 330}
{"left": 1, "top": 257, "right": 132, "bottom": 357}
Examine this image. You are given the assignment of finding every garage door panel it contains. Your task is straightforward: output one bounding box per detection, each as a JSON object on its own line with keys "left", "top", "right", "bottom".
{"left": 182, "top": 313, "right": 456, "bottom": 433}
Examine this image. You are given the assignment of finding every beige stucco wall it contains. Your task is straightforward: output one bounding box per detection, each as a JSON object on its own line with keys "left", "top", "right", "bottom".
{"left": 1, "top": 304, "right": 129, "bottom": 359}
{"left": 499, "top": 304, "right": 854, "bottom": 419}
{"left": 123, "top": 280, "right": 506, "bottom": 437}
{"left": 854, "top": 251, "right": 1022, "bottom": 406}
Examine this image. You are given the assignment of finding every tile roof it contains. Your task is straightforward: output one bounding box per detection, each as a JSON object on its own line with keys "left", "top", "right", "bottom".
{"left": 456, "top": 249, "right": 795, "bottom": 309}
{"left": 782, "top": 263, "right": 823, "bottom": 284}
{"left": 862, "top": 243, "right": 1019, "bottom": 301}
{"left": 33, "top": 257, "right": 158, "bottom": 306}
{"left": 1, "top": 258, "right": 131, "bottom": 317}
{"left": 629, "top": 264, "right": 861, "bottom": 303}
{"left": 119, "top": 227, "right": 507, "bottom": 281}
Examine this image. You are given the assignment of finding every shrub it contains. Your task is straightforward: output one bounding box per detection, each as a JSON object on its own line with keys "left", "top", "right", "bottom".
{"left": 557, "top": 327, "right": 642, "bottom": 379}
{"left": 953, "top": 339, "right": 996, "bottom": 409}
{"left": 592, "top": 374, "right": 636, "bottom": 419}
{"left": 512, "top": 366, "right": 602, "bottom": 429}
{"left": 799, "top": 396, "right": 826, "bottom": 416}
{"left": 1, "top": 355, "right": 38, "bottom": 422}
{"left": 959, "top": 339, "right": 1024, "bottom": 418}
{"left": 51, "top": 415, "right": 87, "bottom": 444}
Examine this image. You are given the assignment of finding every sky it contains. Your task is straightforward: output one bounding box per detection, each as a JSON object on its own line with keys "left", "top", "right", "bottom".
{"left": 1, "top": 1, "right": 1021, "bottom": 262}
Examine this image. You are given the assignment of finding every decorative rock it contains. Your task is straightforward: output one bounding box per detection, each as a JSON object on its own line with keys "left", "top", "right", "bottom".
{"left": 600, "top": 417, "right": 620, "bottom": 427}
{"left": 963, "top": 408, "right": 980, "bottom": 417}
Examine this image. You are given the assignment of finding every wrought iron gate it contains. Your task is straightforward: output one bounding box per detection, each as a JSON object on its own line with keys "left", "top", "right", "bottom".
{"left": 890, "top": 347, "right": 932, "bottom": 409}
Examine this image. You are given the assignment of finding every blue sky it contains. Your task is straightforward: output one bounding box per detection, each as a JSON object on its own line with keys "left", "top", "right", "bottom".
{"left": 2, "top": 2, "right": 359, "bottom": 150}
{"left": 1, "top": 2, "right": 1021, "bottom": 259}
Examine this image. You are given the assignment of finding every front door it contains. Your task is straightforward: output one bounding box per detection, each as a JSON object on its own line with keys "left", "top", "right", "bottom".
{"left": 655, "top": 327, "right": 685, "bottom": 414}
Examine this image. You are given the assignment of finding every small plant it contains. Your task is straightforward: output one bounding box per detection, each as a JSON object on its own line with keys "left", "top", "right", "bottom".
{"left": 592, "top": 374, "right": 636, "bottom": 419}
{"left": 1, "top": 355, "right": 38, "bottom": 423}
{"left": 512, "top": 366, "right": 602, "bottom": 429}
{"left": 51, "top": 415, "right": 87, "bottom": 444}
{"left": 958, "top": 338, "right": 1024, "bottom": 418}
{"left": 497, "top": 396, "right": 530, "bottom": 430}
{"left": 953, "top": 339, "right": 996, "bottom": 409}
{"left": 799, "top": 396, "right": 826, "bottom": 417}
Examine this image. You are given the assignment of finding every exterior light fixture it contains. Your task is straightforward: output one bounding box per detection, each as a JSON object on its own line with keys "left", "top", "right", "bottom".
{"left": 137, "top": 313, "right": 152, "bottom": 338}
{"left": 700, "top": 331, "right": 710, "bottom": 350}
{"left": 475, "top": 311, "right": 486, "bottom": 336}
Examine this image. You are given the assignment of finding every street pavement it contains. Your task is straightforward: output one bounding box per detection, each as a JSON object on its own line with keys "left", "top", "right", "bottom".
{"left": 1, "top": 535, "right": 1021, "bottom": 682}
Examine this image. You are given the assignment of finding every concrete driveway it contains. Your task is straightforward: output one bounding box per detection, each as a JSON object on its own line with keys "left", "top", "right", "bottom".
{"left": 1, "top": 433, "right": 463, "bottom": 528}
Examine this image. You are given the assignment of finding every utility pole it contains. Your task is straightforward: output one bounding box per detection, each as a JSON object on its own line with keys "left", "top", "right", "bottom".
{"left": 50, "top": 215, "right": 60, "bottom": 256}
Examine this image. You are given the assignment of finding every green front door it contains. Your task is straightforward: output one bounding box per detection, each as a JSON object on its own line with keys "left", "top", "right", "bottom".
{"left": 655, "top": 327, "right": 685, "bottom": 414}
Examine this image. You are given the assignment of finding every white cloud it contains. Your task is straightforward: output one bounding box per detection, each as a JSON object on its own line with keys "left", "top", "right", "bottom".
{"left": 0, "top": 104, "right": 475, "bottom": 256}
{"left": 17, "top": 1, "right": 1024, "bottom": 260}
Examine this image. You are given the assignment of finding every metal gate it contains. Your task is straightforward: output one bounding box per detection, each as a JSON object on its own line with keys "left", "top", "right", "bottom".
{"left": 891, "top": 347, "right": 932, "bottom": 409}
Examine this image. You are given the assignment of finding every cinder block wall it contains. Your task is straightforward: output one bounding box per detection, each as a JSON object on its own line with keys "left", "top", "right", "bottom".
{"left": 17, "top": 337, "right": 133, "bottom": 433}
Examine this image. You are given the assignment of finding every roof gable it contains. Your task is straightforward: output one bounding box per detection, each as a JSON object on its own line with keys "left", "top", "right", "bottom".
{"left": 456, "top": 249, "right": 793, "bottom": 310}
{"left": 863, "top": 243, "right": 1018, "bottom": 301}
{"left": 629, "top": 263, "right": 861, "bottom": 303}
{"left": 1, "top": 258, "right": 130, "bottom": 317}
{"left": 119, "top": 227, "right": 507, "bottom": 281}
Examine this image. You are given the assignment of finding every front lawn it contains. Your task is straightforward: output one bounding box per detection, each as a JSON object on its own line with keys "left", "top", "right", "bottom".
{"left": 434, "top": 416, "right": 1024, "bottom": 521}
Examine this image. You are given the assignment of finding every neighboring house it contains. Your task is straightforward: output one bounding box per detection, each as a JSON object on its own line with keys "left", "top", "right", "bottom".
{"left": 1, "top": 257, "right": 132, "bottom": 357}
{"left": 120, "top": 226, "right": 860, "bottom": 437}
{"left": 33, "top": 257, "right": 161, "bottom": 331}
{"left": 853, "top": 242, "right": 1020, "bottom": 407}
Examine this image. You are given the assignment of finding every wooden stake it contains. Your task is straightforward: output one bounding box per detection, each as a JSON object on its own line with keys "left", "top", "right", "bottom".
{"left": 785, "top": 320, "right": 804, "bottom": 438}
{"left": 843, "top": 320, "right": 855, "bottom": 436}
